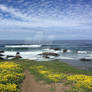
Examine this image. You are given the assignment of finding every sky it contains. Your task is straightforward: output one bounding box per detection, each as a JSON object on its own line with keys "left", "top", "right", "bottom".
{"left": 0, "top": 0, "right": 92, "bottom": 40}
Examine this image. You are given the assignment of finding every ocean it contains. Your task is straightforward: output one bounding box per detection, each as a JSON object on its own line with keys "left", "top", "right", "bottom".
{"left": 0, "top": 40, "right": 92, "bottom": 69}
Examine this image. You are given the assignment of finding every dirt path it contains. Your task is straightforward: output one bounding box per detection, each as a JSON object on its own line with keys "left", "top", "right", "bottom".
{"left": 21, "top": 70, "right": 51, "bottom": 92}
{"left": 21, "top": 70, "right": 70, "bottom": 92}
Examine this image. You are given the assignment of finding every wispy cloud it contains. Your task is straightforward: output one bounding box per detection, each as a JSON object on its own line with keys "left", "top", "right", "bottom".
{"left": 0, "top": 2, "right": 92, "bottom": 28}
{"left": 0, "top": 0, "right": 92, "bottom": 39}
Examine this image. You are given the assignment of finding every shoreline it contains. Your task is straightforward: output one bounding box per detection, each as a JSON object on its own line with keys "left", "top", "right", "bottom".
{"left": 1, "top": 50, "right": 92, "bottom": 70}
{"left": 1, "top": 49, "right": 92, "bottom": 70}
{"left": 60, "top": 59, "right": 92, "bottom": 70}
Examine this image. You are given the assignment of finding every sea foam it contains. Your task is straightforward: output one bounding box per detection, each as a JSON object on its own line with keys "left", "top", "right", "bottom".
{"left": 5, "top": 45, "right": 41, "bottom": 48}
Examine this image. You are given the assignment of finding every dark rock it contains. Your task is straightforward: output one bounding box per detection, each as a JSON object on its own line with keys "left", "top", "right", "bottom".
{"left": 0, "top": 54, "right": 4, "bottom": 56}
{"left": 15, "top": 55, "right": 22, "bottom": 59}
{"left": 43, "top": 55, "right": 50, "bottom": 59}
{"left": 0, "top": 50, "right": 4, "bottom": 53}
{"left": 63, "top": 49, "right": 67, "bottom": 53}
{"left": 6, "top": 55, "right": 15, "bottom": 58}
{"left": 80, "top": 58, "right": 91, "bottom": 61}
{"left": 14, "top": 52, "right": 22, "bottom": 59}
{"left": 88, "top": 68, "right": 92, "bottom": 70}
{"left": 39, "top": 52, "right": 59, "bottom": 57}
{"left": 6, "top": 55, "right": 22, "bottom": 60}
{"left": 0, "top": 57, "right": 4, "bottom": 60}
{"left": 50, "top": 48, "right": 60, "bottom": 51}
{"left": 54, "top": 48, "right": 60, "bottom": 51}
{"left": 12, "top": 56, "right": 22, "bottom": 60}
{"left": 7, "top": 52, "right": 22, "bottom": 59}
{"left": 16, "top": 52, "right": 20, "bottom": 54}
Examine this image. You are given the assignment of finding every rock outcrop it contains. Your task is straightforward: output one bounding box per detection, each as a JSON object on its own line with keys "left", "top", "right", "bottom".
{"left": 50, "top": 48, "right": 60, "bottom": 51}
{"left": 0, "top": 50, "right": 4, "bottom": 53}
{"left": 0, "top": 51, "right": 4, "bottom": 60}
{"left": 39, "top": 52, "right": 59, "bottom": 58}
{"left": 80, "top": 58, "right": 92, "bottom": 61}
{"left": 63, "top": 49, "right": 67, "bottom": 53}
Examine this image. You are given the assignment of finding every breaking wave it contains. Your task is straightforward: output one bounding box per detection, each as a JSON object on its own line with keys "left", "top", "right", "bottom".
{"left": 5, "top": 45, "right": 41, "bottom": 48}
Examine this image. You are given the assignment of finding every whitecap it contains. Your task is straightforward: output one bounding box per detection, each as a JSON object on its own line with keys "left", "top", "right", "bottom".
{"left": 77, "top": 51, "right": 87, "bottom": 54}
{"left": 5, "top": 45, "right": 41, "bottom": 48}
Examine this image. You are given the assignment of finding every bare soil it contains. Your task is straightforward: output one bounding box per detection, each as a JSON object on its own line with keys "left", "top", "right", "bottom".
{"left": 21, "top": 70, "right": 70, "bottom": 92}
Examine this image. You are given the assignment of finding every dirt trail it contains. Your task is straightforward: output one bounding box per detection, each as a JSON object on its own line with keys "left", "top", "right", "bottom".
{"left": 21, "top": 70, "right": 70, "bottom": 92}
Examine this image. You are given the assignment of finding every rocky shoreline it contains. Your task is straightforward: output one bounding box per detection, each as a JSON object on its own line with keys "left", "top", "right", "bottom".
{"left": 0, "top": 50, "right": 22, "bottom": 60}
{"left": 0, "top": 47, "right": 92, "bottom": 62}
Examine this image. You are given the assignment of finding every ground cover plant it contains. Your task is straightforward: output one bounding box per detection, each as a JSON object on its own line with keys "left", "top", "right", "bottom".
{"left": 0, "top": 61, "right": 24, "bottom": 92}
{"left": 1, "top": 59, "right": 92, "bottom": 92}
{"left": 16, "top": 60, "right": 92, "bottom": 92}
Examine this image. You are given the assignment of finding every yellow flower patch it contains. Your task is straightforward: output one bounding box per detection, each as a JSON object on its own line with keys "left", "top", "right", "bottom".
{"left": 0, "top": 62, "right": 19, "bottom": 69}
{"left": 30, "top": 65, "right": 67, "bottom": 82}
{"left": 47, "top": 73, "right": 67, "bottom": 82}
{"left": 30, "top": 65, "right": 92, "bottom": 91}
{"left": 0, "top": 62, "right": 24, "bottom": 92}
{"left": 67, "top": 74, "right": 92, "bottom": 89}
{"left": 36, "top": 66, "right": 45, "bottom": 69}
{"left": 38, "top": 70, "right": 50, "bottom": 74}
{"left": 0, "top": 83, "right": 17, "bottom": 92}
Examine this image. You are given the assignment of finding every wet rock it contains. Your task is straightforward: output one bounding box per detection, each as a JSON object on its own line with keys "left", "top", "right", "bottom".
{"left": 6, "top": 55, "right": 15, "bottom": 58}
{"left": 0, "top": 54, "right": 4, "bottom": 56}
{"left": 0, "top": 50, "right": 4, "bottom": 53}
{"left": 88, "top": 68, "right": 92, "bottom": 70}
{"left": 39, "top": 52, "right": 59, "bottom": 57}
{"left": 63, "top": 49, "right": 67, "bottom": 53}
{"left": 16, "top": 52, "right": 20, "bottom": 54}
{"left": 6, "top": 52, "right": 22, "bottom": 60}
{"left": 80, "top": 58, "right": 92, "bottom": 61}
{"left": 14, "top": 52, "right": 22, "bottom": 59}
{"left": 43, "top": 55, "right": 50, "bottom": 59}
{"left": 0, "top": 57, "right": 4, "bottom": 60}
{"left": 15, "top": 55, "right": 22, "bottom": 59}
{"left": 12, "top": 56, "right": 22, "bottom": 60}
{"left": 51, "top": 48, "right": 60, "bottom": 51}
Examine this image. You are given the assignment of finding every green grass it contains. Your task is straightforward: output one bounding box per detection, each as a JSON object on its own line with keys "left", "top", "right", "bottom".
{"left": 12, "top": 59, "right": 92, "bottom": 75}
{"left": 49, "top": 87, "right": 56, "bottom": 92}
{"left": 2, "top": 59, "right": 92, "bottom": 92}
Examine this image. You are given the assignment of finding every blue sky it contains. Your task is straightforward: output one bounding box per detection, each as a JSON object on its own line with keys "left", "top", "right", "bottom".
{"left": 0, "top": 0, "right": 92, "bottom": 40}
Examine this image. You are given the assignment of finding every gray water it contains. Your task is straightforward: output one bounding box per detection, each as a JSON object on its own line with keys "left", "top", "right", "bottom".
{"left": 0, "top": 40, "right": 92, "bottom": 70}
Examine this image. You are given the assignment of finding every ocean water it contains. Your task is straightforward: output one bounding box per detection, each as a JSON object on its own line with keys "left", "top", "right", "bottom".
{"left": 0, "top": 40, "right": 92, "bottom": 69}
{"left": 0, "top": 40, "right": 92, "bottom": 60}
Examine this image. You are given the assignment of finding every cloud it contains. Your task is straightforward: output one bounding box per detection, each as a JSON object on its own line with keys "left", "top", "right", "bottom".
{"left": 0, "top": 1, "right": 92, "bottom": 28}
{"left": 0, "top": 0, "right": 92, "bottom": 39}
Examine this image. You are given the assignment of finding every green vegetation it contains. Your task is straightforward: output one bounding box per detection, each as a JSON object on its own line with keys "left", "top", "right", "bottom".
{"left": 14, "top": 59, "right": 92, "bottom": 75}
{"left": 16, "top": 59, "right": 92, "bottom": 92}
{"left": 0, "top": 61, "right": 24, "bottom": 92}
{"left": 1, "top": 59, "right": 92, "bottom": 92}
